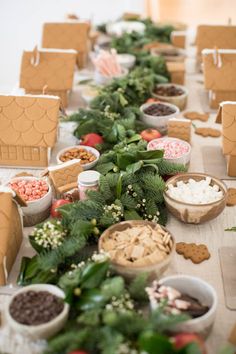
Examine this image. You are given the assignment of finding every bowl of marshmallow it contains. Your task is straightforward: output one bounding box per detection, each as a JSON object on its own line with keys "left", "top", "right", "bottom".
{"left": 163, "top": 173, "right": 227, "bottom": 224}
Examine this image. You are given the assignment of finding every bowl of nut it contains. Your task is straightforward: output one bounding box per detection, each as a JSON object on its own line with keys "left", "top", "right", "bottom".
{"left": 56, "top": 145, "right": 100, "bottom": 170}
{"left": 98, "top": 220, "right": 175, "bottom": 280}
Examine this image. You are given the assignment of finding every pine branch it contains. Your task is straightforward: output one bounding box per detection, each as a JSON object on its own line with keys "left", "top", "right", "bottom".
{"left": 37, "top": 234, "right": 87, "bottom": 271}
{"left": 158, "top": 159, "right": 187, "bottom": 176}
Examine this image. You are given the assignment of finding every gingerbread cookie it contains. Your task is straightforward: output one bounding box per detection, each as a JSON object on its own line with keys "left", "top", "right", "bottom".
{"left": 176, "top": 242, "right": 210, "bottom": 264}
{"left": 226, "top": 188, "right": 236, "bottom": 206}
{"left": 195, "top": 127, "right": 221, "bottom": 137}
{"left": 14, "top": 172, "right": 34, "bottom": 177}
{"left": 183, "top": 111, "right": 209, "bottom": 122}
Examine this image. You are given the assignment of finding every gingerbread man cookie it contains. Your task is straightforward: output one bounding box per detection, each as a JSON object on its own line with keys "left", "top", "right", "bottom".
{"left": 184, "top": 111, "right": 209, "bottom": 122}
{"left": 195, "top": 127, "right": 221, "bottom": 137}
{"left": 176, "top": 242, "right": 210, "bottom": 264}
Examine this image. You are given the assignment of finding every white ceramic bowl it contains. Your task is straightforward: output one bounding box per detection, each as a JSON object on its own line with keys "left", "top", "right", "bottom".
{"left": 5, "top": 284, "right": 69, "bottom": 340}
{"left": 140, "top": 102, "right": 180, "bottom": 134}
{"left": 94, "top": 67, "right": 128, "bottom": 86}
{"left": 8, "top": 176, "right": 52, "bottom": 216}
{"left": 158, "top": 275, "right": 217, "bottom": 338}
{"left": 117, "top": 54, "right": 136, "bottom": 69}
{"left": 147, "top": 137, "right": 191, "bottom": 166}
{"left": 56, "top": 145, "right": 100, "bottom": 170}
{"left": 152, "top": 84, "right": 188, "bottom": 111}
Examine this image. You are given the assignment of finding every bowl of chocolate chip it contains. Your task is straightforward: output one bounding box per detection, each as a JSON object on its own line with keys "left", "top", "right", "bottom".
{"left": 146, "top": 275, "right": 217, "bottom": 338}
{"left": 6, "top": 284, "right": 69, "bottom": 339}
{"left": 99, "top": 220, "right": 175, "bottom": 280}
{"left": 152, "top": 84, "right": 188, "bottom": 110}
{"left": 140, "top": 102, "right": 179, "bottom": 134}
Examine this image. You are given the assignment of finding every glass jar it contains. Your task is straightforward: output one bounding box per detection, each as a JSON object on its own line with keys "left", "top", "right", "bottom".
{"left": 78, "top": 170, "right": 100, "bottom": 200}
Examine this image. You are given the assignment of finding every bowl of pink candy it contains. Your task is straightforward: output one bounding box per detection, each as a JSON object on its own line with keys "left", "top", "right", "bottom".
{"left": 8, "top": 177, "right": 52, "bottom": 226}
{"left": 147, "top": 137, "right": 191, "bottom": 166}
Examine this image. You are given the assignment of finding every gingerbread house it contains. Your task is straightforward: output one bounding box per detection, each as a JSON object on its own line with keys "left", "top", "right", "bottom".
{"left": 42, "top": 22, "right": 90, "bottom": 68}
{"left": 47, "top": 159, "right": 83, "bottom": 197}
{"left": 196, "top": 25, "right": 236, "bottom": 67}
{"left": 0, "top": 94, "right": 60, "bottom": 168}
{"left": 0, "top": 190, "right": 24, "bottom": 285}
{"left": 216, "top": 101, "right": 236, "bottom": 177}
{"left": 202, "top": 49, "right": 236, "bottom": 109}
{"left": 19, "top": 47, "right": 77, "bottom": 107}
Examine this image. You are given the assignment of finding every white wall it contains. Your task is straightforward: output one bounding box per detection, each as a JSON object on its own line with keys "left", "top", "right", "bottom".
{"left": 0, "top": 0, "right": 144, "bottom": 92}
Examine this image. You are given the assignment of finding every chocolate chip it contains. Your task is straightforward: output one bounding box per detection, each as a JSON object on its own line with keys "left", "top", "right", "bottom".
{"left": 9, "top": 290, "right": 64, "bottom": 326}
{"left": 144, "top": 103, "right": 176, "bottom": 117}
{"left": 154, "top": 85, "right": 184, "bottom": 97}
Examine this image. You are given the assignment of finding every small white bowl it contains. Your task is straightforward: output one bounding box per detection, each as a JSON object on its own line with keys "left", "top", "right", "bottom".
{"left": 56, "top": 145, "right": 100, "bottom": 170}
{"left": 158, "top": 275, "right": 217, "bottom": 338}
{"left": 140, "top": 102, "right": 180, "bottom": 134}
{"left": 94, "top": 67, "right": 128, "bottom": 86}
{"left": 117, "top": 54, "right": 136, "bottom": 69}
{"left": 5, "top": 284, "right": 69, "bottom": 340}
{"left": 8, "top": 176, "right": 52, "bottom": 216}
{"left": 147, "top": 137, "right": 191, "bottom": 166}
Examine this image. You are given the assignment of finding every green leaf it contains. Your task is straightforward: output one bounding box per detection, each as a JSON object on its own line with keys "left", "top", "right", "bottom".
{"left": 58, "top": 268, "right": 82, "bottom": 292}
{"left": 77, "top": 289, "right": 106, "bottom": 311}
{"left": 139, "top": 331, "right": 175, "bottom": 354}
{"left": 137, "top": 150, "right": 164, "bottom": 160}
{"left": 96, "top": 162, "right": 117, "bottom": 174}
{"left": 225, "top": 226, "right": 236, "bottom": 232}
{"left": 22, "top": 255, "right": 39, "bottom": 281}
{"left": 17, "top": 256, "right": 35, "bottom": 285}
{"left": 126, "top": 134, "right": 142, "bottom": 143}
{"left": 126, "top": 161, "right": 143, "bottom": 174}
{"left": 29, "top": 236, "right": 45, "bottom": 254}
{"left": 116, "top": 152, "right": 136, "bottom": 170}
{"left": 80, "top": 261, "right": 109, "bottom": 289}
{"left": 128, "top": 273, "right": 149, "bottom": 301}
{"left": 101, "top": 276, "right": 125, "bottom": 300}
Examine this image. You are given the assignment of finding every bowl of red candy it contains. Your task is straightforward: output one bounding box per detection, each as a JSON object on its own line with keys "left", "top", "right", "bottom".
{"left": 8, "top": 177, "right": 52, "bottom": 225}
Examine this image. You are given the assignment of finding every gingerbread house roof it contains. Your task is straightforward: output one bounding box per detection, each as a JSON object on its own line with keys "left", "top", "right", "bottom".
{"left": 196, "top": 25, "right": 236, "bottom": 56}
{"left": 20, "top": 48, "right": 77, "bottom": 91}
{"left": 42, "top": 22, "right": 90, "bottom": 52}
{"left": 0, "top": 95, "right": 60, "bottom": 148}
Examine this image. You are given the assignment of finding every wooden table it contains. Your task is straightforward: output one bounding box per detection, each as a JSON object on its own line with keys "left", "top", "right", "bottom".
{"left": 0, "top": 49, "right": 235, "bottom": 354}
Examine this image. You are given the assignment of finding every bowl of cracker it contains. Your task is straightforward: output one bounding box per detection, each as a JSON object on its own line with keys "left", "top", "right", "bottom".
{"left": 98, "top": 220, "right": 175, "bottom": 280}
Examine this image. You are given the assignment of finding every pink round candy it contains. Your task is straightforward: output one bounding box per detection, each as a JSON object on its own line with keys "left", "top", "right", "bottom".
{"left": 148, "top": 138, "right": 190, "bottom": 159}
{"left": 8, "top": 179, "right": 49, "bottom": 202}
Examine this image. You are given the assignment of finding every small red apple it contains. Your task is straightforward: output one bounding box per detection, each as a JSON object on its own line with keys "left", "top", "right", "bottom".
{"left": 173, "top": 333, "right": 207, "bottom": 354}
{"left": 146, "top": 98, "right": 160, "bottom": 103}
{"left": 140, "top": 128, "right": 162, "bottom": 142}
{"left": 81, "top": 133, "right": 104, "bottom": 147}
{"left": 50, "top": 199, "right": 71, "bottom": 218}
